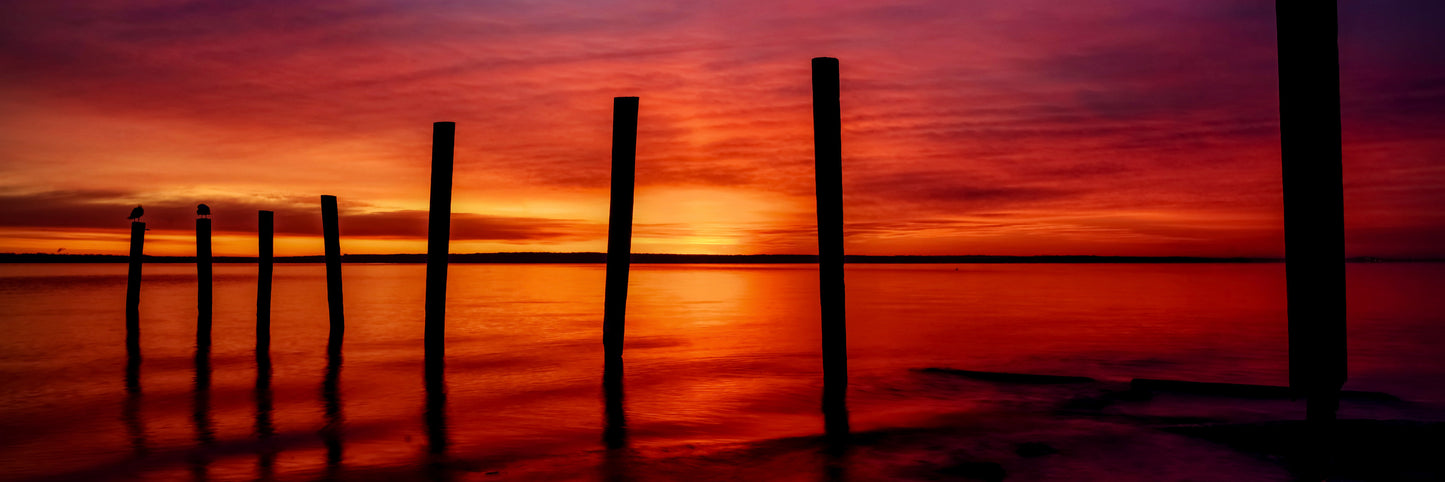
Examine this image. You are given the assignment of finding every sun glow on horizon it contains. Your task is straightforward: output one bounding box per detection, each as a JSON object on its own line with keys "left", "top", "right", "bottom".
{"left": 0, "top": 1, "right": 1441, "bottom": 258}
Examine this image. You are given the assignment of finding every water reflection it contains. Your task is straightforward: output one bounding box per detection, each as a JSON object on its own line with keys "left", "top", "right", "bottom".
{"left": 191, "top": 344, "right": 213, "bottom": 480}
{"left": 821, "top": 382, "right": 851, "bottom": 481}
{"left": 322, "top": 341, "right": 344, "bottom": 472}
{"left": 424, "top": 357, "right": 449, "bottom": 480}
{"left": 821, "top": 445, "right": 851, "bottom": 482}
{"left": 122, "top": 350, "right": 146, "bottom": 456}
{"left": 23, "top": 262, "right": 1431, "bottom": 480}
{"left": 254, "top": 348, "right": 276, "bottom": 479}
{"left": 602, "top": 364, "right": 627, "bottom": 449}
{"left": 822, "top": 390, "right": 850, "bottom": 443}
{"left": 600, "top": 363, "right": 630, "bottom": 482}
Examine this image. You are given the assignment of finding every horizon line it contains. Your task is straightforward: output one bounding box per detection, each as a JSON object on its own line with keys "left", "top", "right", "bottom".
{"left": 4, "top": 252, "right": 1436, "bottom": 263}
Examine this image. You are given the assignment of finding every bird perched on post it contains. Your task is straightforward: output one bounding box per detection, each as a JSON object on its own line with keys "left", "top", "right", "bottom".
{"left": 197, "top": 204, "right": 211, "bottom": 218}
{"left": 128, "top": 205, "right": 144, "bottom": 221}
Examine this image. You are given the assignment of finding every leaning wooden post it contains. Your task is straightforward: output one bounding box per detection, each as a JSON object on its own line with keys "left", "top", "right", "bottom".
{"left": 196, "top": 208, "right": 212, "bottom": 347}
{"left": 603, "top": 97, "right": 639, "bottom": 376}
{"left": 1276, "top": 0, "right": 1346, "bottom": 423}
{"left": 426, "top": 122, "right": 455, "bottom": 367}
{"left": 257, "top": 210, "right": 274, "bottom": 350}
{"left": 321, "top": 195, "right": 345, "bottom": 343}
{"left": 812, "top": 58, "right": 848, "bottom": 412}
{"left": 126, "top": 220, "right": 145, "bottom": 353}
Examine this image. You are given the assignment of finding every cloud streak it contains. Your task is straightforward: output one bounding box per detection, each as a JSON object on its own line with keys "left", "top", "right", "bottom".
{"left": 0, "top": 189, "right": 601, "bottom": 244}
{"left": 1, "top": 0, "right": 1441, "bottom": 256}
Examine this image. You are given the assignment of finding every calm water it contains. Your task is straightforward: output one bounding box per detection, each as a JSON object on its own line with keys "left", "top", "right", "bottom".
{"left": 0, "top": 262, "right": 1441, "bottom": 480}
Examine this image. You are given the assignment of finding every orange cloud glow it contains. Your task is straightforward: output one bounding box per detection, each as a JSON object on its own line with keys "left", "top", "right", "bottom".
{"left": 1, "top": 1, "right": 1442, "bottom": 257}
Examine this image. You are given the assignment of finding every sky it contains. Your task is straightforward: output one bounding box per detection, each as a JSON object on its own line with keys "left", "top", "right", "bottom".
{"left": 1, "top": 1, "right": 1442, "bottom": 257}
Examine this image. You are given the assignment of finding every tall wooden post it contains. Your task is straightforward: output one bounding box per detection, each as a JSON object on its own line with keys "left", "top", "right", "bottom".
{"left": 1276, "top": 0, "right": 1346, "bottom": 423}
{"left": 126, "top": 221, "right": 145, "bottom": 353}
{"left": 812, "top": 58, "right": 848, "bottom": 414}
{"left": 196, "top": 214, "right": 212, "bottom": 347}
{"left": 603, "top": 97, "right": 639, "bottom": 376}
{"left": 321, "top": 195, "right": 344, "bottom": 343}
{"left": 257, "top": 210, "right": 274, "bottom": 350}
{"left": 427, "top": 122, "right": 455, "bottom": 367}
{"left": 321, "top": 196, "right": 345, "bottom": 469}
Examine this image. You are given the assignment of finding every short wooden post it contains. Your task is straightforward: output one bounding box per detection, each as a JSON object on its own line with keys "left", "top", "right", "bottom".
{"left": 257, "top": 210, "right": 274, "bottom": 350}
{"left": 321, "top": 195, "right": 344, "bottom": 343}
{"left": 812, "top": 57, "right": 848, "bottom": 415}
{"left": 1276, "top": 0, "right": 1346, "bottom": 423}
{"left": 126, "top": 221, "right": 145, "bottom": 353}
{"left": 196, "top": 214, "right": 212, "bottom": 347}
{"left": 603, "top": 97, "right": 639, "bottom": 374}
{"left": 426, "top": 122, "right": 455, "bottom": 367}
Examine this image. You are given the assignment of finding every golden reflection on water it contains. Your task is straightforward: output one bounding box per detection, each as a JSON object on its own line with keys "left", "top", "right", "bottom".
{"left": 0, "top": 262, "right": 1442, "bottom": 479}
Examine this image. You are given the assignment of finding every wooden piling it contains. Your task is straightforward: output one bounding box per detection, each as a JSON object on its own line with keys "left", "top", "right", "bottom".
{"left": 126, "top": 221, "right": 145, "bottom": 353}
{"left": 196, "top": 215, "right": 212, "bottom": 347}
{"left": 426, "top": 122, "right": 455, "bottom": 366}
{"left": 1276, "top": 0, "right": 1346, "bottom": 422}
{"left": 257, "top": 211, "right": 274, "bottom": 350}
{"left": 812, "top": 57, "right": 847, "bottom": 409}
{"left": 321, "top": 195, "right": 344, "bottom": 342}
{"left": 603, "top": 97, "right": 639, "bottom": 371}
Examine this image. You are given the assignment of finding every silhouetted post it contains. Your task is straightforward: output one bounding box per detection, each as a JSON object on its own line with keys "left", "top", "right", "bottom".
{"left": 257, "top": 211, "right": 274, "bottom": 350}
{"left": 813, "top": 58, "right": 848, "bottom": 431}
{"left": 427, "top": 122, "right": 455, "bottom": 367}
{"left": 321, "top": 195, "right": 344, "bottom": 343}
{"left": 197, "top": 213, "right": 212, "bottom": 347}
{"left": 603, "top": 97, "right": 638, "bottom": 374}
{"left": 126, "top": 221, "right": 144, "bottom": 354}
{"left": 1276, "top": 0, "right": 1345, "bottom": 423}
